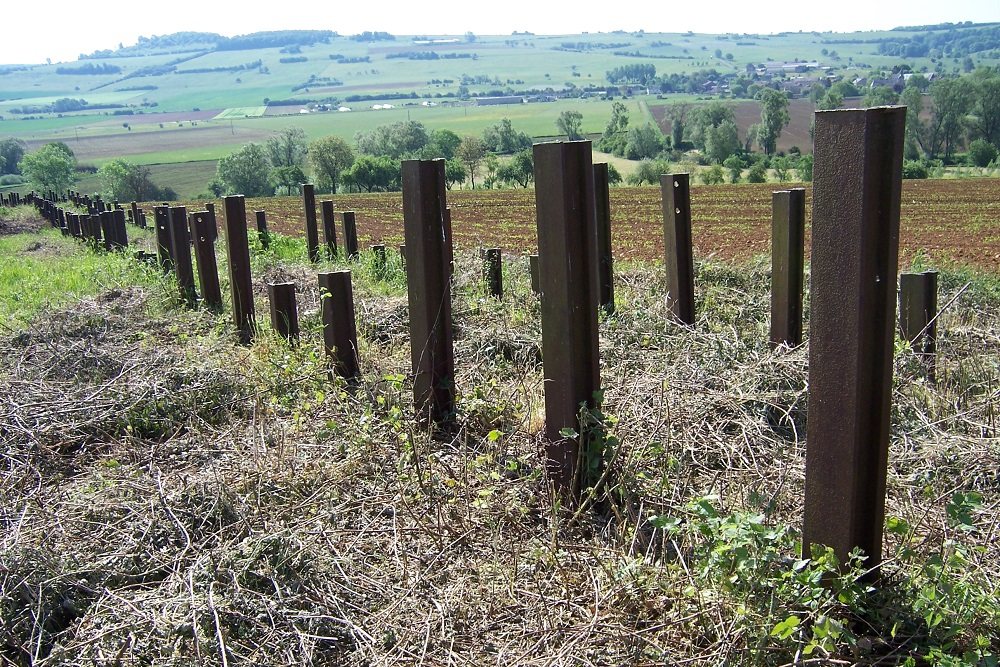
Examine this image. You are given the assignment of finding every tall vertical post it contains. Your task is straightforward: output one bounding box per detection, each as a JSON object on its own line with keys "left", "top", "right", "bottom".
{"left": 204, "top": 202, "right": 218, "bottom": 241}
{"left": 770, "top": 188, "right": 806, "bottom": 349}
{"left": 528, "top": 254, "right": 540, "bottom": 294}
{"left": 593, "top": 163, "right": 615, "bottom": 314}
{"left": 484, "top": 248, "right": 503, "bottom": 298}
{"left": 111, "top": 209, "right": 128, "bottom": 250}
{"left": 533, "top": 140, "right": 601, "bottom": 497}
{"left": 303, "top": 183, "right": 320, "bottom": 262}
{"left": 342, "top": 211, "right": 359, "bottom": 260}
{"left": 191, "top": 210, "right": 223, "bottom": 310}
{"left": 321, "top": 200, "right": 338, "bottom": 259}
{"left": 130, "top": 201, "right": 139, "bottom": 227}
{"left": 899, "top": 270, "right": 938, "bottom": 376}
{"left": 660, "top": 173, "right": 695, "bottom": 325}
{"left": 223, "top": 195, "right": 256, "bottom": 345}
{"left": 169, "top": 205, "right": 197, "bottom": 305}
{"left": 254, "top": 210, "right": 270, "bottom": 249}
{"left": 267, "top": 282, "right": 299, "bottom": 343}
{"left": 99, "top": 210, "right": 114, "bottom": 251}
{"left": 402, "top": 159, "right": 455, "bottom": 425}
{"left": 442, "top": 208, "right": 454, "bottom": 278}
{"left": 318, "top": 271, "right": 360, "bottom": 378}
{"left": 803, "top": 107, "right": 906, "bottom": 573}
{"left": 154, "top": 205, "right": 174, "bottom": 273}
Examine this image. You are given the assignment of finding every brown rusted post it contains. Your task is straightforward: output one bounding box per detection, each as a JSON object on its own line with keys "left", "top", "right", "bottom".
{"left": 154, "top": 205, "right": 174, "bottom": 272}
{"left": 660, "top": 173, "right": 695, "bottom": 325}
{"left": 484, "top": 248, "right": 503, "bottom": 298}
{"left": 100, "top": 210, "right": 114, "bottom": 251}
{"left": 67, "top": 212, "right": 81, "bottom": 238}
{"left": 254, "top": 210, "right": 270, "bottom": 249}
{"left": 321, "top": 199, "right": 338, "bottom": 259}
{"left": 399, "top": 244, "right": 407, "bottom": 270}
{"left": 803, "top": 107, "right": 906, "bottom": 574}
{"left": 528, "top": 254, "right": 540, "bottom": 294}
{"left": 770, "top": 187, "right": 806, "bottom": 349}
{"left": 302, "top": 183, "right": 320, "bottom": 262}
{"left": 191, "top": 210, "right": 223, "bottom": 310}
{"left": 130, "top": 201, "right": 139, "bottom": 226}
{"left": 169, "top": 206, "right": 197, "bottom": 305}
{"left": 318, "top": 271, "right": 360, "bottom": 378}
{"left": 267, "top": 282, "right": 299, "bottom": 343}
{"left": 223, "top": 195, "right": 256, "bottom": 345}
{"left": 443, "top": 208, "right": 454, "bottom": 278}
{"left": 899, "top": 270, "right": 938, "bottom": 377}
{"left": 533, "top": 140, "right": 601, "bottom": 498}
{"left": 342, "top": 211, "right": 359, "bottom": 260}
{"left": 110, "top": 209, "right": 128, "bottom": 250}
{"left": 593, "top": 163, "right": 615, "bottom": 314}
{"left": 402, "top": 159, "right": 455, "bottom": 425}
{"left": 203, "top": 202, "right": 218, "bottom": 242}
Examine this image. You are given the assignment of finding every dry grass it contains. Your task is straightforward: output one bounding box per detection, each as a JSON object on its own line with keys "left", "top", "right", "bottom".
{"left": 1, "top": 244, "right": 998, "bottom": 666}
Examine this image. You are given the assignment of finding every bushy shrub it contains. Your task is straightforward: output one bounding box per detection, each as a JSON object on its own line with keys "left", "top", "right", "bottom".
{"left": 902, "top": 160, "right": 929, "bottom": 179}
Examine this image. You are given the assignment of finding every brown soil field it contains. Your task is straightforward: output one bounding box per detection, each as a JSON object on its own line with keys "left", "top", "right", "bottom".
{"left": 201, "top": 179, "right": 1000, "bottom": 272}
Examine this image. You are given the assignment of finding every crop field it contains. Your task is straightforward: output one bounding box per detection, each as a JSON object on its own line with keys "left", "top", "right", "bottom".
{"left": 224, "top": 178, "right": 1000, "bottom": 272}
{"left": 213, "top": 106, "right": 268, "bottom": 119}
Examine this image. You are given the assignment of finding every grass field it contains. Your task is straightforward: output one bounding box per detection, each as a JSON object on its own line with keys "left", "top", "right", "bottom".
{"left": 213, "top": 106, "right": 268, "bottom": 119}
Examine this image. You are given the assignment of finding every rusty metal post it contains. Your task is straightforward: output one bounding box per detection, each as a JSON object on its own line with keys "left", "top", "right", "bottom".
{"left": 110, "top": 209, "right": 128, "bottom": 250}
{"left": 899, "top": 270, "right": 938, "bottom": 377}
{"left": 223, "top": 195, "right": 256, "bottom": 345}
{"left": 443, "top": 208, "right": 454, "bottom": 278}
{"left": 203, "top": 202, "right": 218, "bottom": 242}
{"left": 484, "top": 248, "right": 503, "bottom": 298}
{"left": 191, "top": 210, "right": 223, "bottom": 310}
{"left": 99, "top": 210, "right": 114, "bottom": 251}
{"left": 660, "top": 173, "right": 695, "bottom": 325}
{"left": 770, "top": 188, "right": 806, "bottom": 349}
{"left": 528, "top": 254, "right": 540, "bottom": 294}
{"left": 154, "top": 205, "right": 174, "bottom": 272}
{"left": 254, "top": 210, "right": 270, "bottom": 249}
{"left": 318, "top": 271, "right": 360, "bottom": 378}
{"left": 67, "top": 212, "right": 81, "bottom": 238}
{"left": 302, "top": 183, "right": 320, "bottom": 262}
{"left": 402, "top": 159, "right": 455, "bottom": 425}
{"left": 267, "top": 282, "right": 299, "bottom": 343}
{"left": 803, "top": 107, "right": 906, "bottom": 573}
{"left": 533, "top": 140, "right": 601, "bottom": 497}
{"left": 321, "top": 199, "right": 338, "bottom": 259}
{"left": 594, "top": 163, "right": 615, "bottom": 314}
{"left": 169, "top": 206, "right": 197, "bottom": 305}
{"left": 399, "top": 244, "right": 407, "bottom": 270}
{"left": 130, "top": 201, "right": 139, "bottom": 226}
{"left": 342, "top": 211, "right": 359, "bottom": 260}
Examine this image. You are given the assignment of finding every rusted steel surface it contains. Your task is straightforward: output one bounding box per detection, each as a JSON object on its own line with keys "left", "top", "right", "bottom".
{"left": 484, "top": 248, "right": 503, "bottom": 299}
{"left": 267, "top": 282, "right": 299, "bottom": 343}
{"left": 321, "top": 200, "right": 338, "bottom": 259}
{"left": 154, "top": 205, "right": 175, "bottom": 273}
{"left": 303, "top": 184, "right": 320, "bottom": 263}
{"left": 254, "top": 210, "right": 270, "bottom": 249}
{"left": 343, "top": 211, "right": 359, "bottom": 260}
{"left": 191, "top": 210, "right": 223, "bottom": 310}
{"left": 770, "top": 188, "right": 806, "bottom": 349}
{"left": 594, "top": 163, "right": 615, "bottom": 314}
{"left": 318, "top": 270, "right": 360, "bottom": 378}
{"left": 533, "top": 140, "right": 601, "bottom": 497}
{"left": 528, "top": 254, "right": 540, "bottom": 294}
{"left": 899, "top": 270, "right": 938, "bottom": 377}
{"left": 169, "top": 206, "right": 197, "bottom": 305}
{"left": 110, "top": 209, "right": 128, "bottom": 250}
{"left": 803, "top": 107, "right": 905, "bottom": 572}
{"left": 660, "top": 173, "right": 695, "bottom": 325}
{"left": 402, "top": 159, "right": 455, "bottom": 425}
{"left": 443, "top": 208, "right": 454, "bottom": 278}
{"left": 99, "top": 211, "right": 114, "bottom": 251}
{"left": 223, "top": 195, "right": 256, "bottom": 345}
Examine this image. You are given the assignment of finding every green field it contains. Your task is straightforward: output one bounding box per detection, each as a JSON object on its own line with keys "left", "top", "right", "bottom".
{"left": 214, "top": 106, "right": 268, "bottom": 119}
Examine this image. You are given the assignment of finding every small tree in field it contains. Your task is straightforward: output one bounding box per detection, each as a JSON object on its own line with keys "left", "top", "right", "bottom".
{"left": 19, "top": 143, "right": 76, "bottom": 193}
{"left": 217, "top": 143, "right": 272, "bottom": 196}
{"left": 556, "top": 110, "right": 584, "bottom": 140}
{"left": 456, "top": 136, "right": 486, "bottom": 188}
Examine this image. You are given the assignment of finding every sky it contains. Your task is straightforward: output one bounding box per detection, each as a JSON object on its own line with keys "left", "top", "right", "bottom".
{"left": 2, "top": 0, "right": 997, "bottom": 65}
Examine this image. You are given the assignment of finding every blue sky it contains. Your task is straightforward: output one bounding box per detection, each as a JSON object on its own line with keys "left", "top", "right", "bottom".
{"left": 1, "top": 0, "right": 997, "bottom": 64}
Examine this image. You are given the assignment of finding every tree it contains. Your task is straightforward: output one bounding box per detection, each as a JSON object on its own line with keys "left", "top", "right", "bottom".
{"left": 700, "top": 164, "right": 724, "bottom": 185}
{"left": 496, "top": 149, "right": 534, "bottom": 188}
{"left": 455, "top": 136, "right": 486, "bottom": 188}
{"left": 757, "top": 88, "right": 790, "bottom": 155}
{"left": 598, "top": 101, "right": 629, "bottom": 155}
{"left": 797, "top": 154, "right": 814, "bottom": 182}
{"left": 900, "top": 85, "right": 925, "bottom": 159}
{"left": 746, "top": 163, "right": 767, "bottom": 183}
{"left": 925, "top": 77, "right": 973, "bottom": 161}
{"left": 723, "top": 154, "right": 743, "bottom": 183}
{"left": 217, "top": 143, "right": 273, "bottom": 196}
{"left": 704, "top": 120, "right": 740, "bottom": 164}
{"left": 606, "top": 163, "right": 623, "bottom": 185}
{"left": 308, "top": 135, "right": 354, "bottom": 193}
{"left": 356, "top": 120, "right": 428, "bottom": 159}
{"left": 19, "top": 143, "right": 76, "bottom": 193}
{"left": 341, "top": 155, "right": 400, "bottom": 192}
{"left": 97, "top": 159, "right": 159, "bottom": 201}
{"left": 817, "top": 89, "right": 844, "bottom": 110}
{"left": 444, "top": 159, "right": 466, "bottom": 190}
{"left": 556, "top": 110, "right": 584, "bottom": 140}
{"left": 265, "top": 127, "right": 308, "bottom": 168}
{"left": 772, "top": 156, "right": 791, "bottom": 182}
{"left": 968, "top": 139, "right": 998, "bottom": 167}
{"left": 482, "top": 118, "right": 532, "bottom": 154}
{"left": 863, "top": 85, "right": 899, "bottom": 108}
{"left": 627, "top": 159, "right": 671, "bottom": 186}
{"left": 624, "top": 123, "right": 665, "bottom": 160}
{"left": 0, "top": 138, "right": 27, "bottom": 175}
{"left": 270, "top": 165, "right": 308, "bottom": 195}
{"left": 667, "top": 103, "right": 691, "bottom": 149}
{"left": 689, "top": 101, "right": 735, "bottom": 150}
{"left": 971, "top": 71, "right": 1000, "bottom": 147}
{"left": 425, "top": 129, "right": 462, "bottom": 160}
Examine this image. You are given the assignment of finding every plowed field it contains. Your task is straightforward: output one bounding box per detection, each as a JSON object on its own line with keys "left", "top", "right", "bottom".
{"left": 217, "top": 178, "right": 1000, "bottom": 271}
